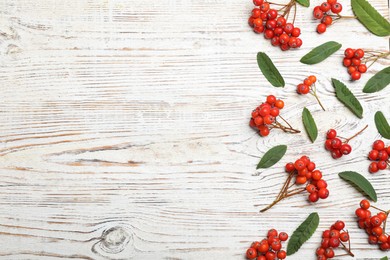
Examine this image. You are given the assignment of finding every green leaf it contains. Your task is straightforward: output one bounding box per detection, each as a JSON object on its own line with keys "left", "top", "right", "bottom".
{"left": 375, "top": 111, "right": 390, "bottom": 139}
{"left": 295, "top": 0, "right": 310, "bottom": 7}
{"left": 257, "top": 52, "right": 285, "bottom": 87}
{"left": 257, "top": 145, "right": 287, "bottom": 169}
{"left": 380, "top": 257, "right": 388, "bottom": 260}
{"left": 363, "top": 66, "right": 390, "bottom": 93}
{"left": 302, "top": 107, "right": 318, "bottom": 143}
{"left": 339, "top": 171, "right": 377, "bottom": 202}
{"left": 287, "top": 212, "right": 319, "bottom": 255}
{"left": 351, "top": 0, "right": 390, "bottom": 36}
{"left": 300, "top": 41, "right": 342, "bottom": 65}
{"left": 332, "top": 78, "right": 363, "bottom": 119}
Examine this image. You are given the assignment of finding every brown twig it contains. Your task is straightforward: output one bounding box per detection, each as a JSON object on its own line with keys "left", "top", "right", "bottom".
{"left": 345, "top": 125, "right": 368, "bottom": 143}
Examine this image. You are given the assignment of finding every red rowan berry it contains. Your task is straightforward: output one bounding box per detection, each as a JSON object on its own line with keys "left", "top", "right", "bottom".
{"left": 330, "top": 138, "right": 342, "bottom": 149}
{"left": 271, "top": 36, "right": 280, "bottom": 46}
{"left": 279, "top": 33, "right": 289, "bottom": 45}
{"left": 284, "top": 23, "right": 294, "bottom": 34}
{"left": 325, "top": 139, "right": 332, "bottom": 150}
{"left": 266, "top": 19, "right": 277, "bottom": 29}
{"left": 351, "top": 58, "right": 361, "bottom": 66}
{"left": 378, "top": 212, "right": 387, "bottom": 222}
{"left": 354, "top": 48, "right": 365, "bottom": 58}
{"left": 306, "top": 184, "right": 317, "bottom": 193}
{"left": 265, "top": 251, "right": 276, "bottom": 260}
{"left": 340, "top": 232, "right": 349, "bottom": 242}
{"left": 316, "top": 247, "right": 325, "bottom": 255}
{"left": 358, "top": 64, "right": 367, "bottom": 73}
{"left": 263, "top": 115, "right": 275, "bottom": 124}
{"left": 379, "top": 234, "right": 388, "bottom": 243}
{"left": 340, "top": 143, "right": 352, "bottom": 155}
{"left": 369, "top": 235, "right": 378, "bottom": 244}
{"left": 317, "top": 23, "right": 327, "bottom": 33}
{"left": 323, "top": 230, "right": 330, "bottom": 238}
{"left": 279, "top": 232, "right": 288, "bottom": 241}
{"left": 355, "top": 208, "right": 366, "bottom": 219}
{"left": 343, "top": 58, "right": 352, "bottom": 67}
{"left": 331, "top": 3, "right": 342, "bottom": 13}
{"left": 276, "top": 17, "right": 286, "bottom": 27}
{"left": 373, "top": 140, "right": 385, "bottom": 151}
{"left": 309, "top": 75, "right": 317, "bottom": 83}
{"left": 348, "top": 66, "right": 357, "bottom": 74}
{"left": 331, "top": 149, "right": 342, "bottom": 159}
{"left": 252, "top": 8, "right": 262, "bottom": 18}
{"left": 325, "top": 248, "right": 335, "bottom": 258}
{"left": 371, "top": 216, "right": 382, "bottom": 227}
{"left": 321, "top": 237, "right": 330, "bottom": 248}
{"left": 318, "top": 188, "right": 329, "bottom": 199}
{"left": 297, "top": 83, "right": 310, "bottom": 94}
{"left": 368, "top": 150, "right": 379, "bottom": 160}
{"left": 320, "top": 2, "right": 331, "bottom": 12}
{"left": 372, "top": 226, "right": 383, "bottom": 236}
{"left": 294, "top": 159, "right": 306, "bottom": 170}
{"left": 317, "top": 179, "right": 327, "bottom": 189}
{"left": 254, "top": 25, "right": 265, "bottom": 33}
{"left": 246, "top": 247, "right": 257, "bottom": 259}
{"left": 329, "top": 237, "right": 340, "bottom": 248}
{"left": 378, "top": 160, "right": 387, "bottom": 170}
{"left": 312, "top": 170, "right": 322, "bottom": 181}
{"left": 360, "top": 199, "right": 370, "bottom": 210}
{"left": 334, "top": 220, "right": 345, "bottom": 231}
{"left": 266, "top": 95, "right": 276, "bottom": 104}
{"left": 292, "top": 27, "right": 301, "bottom": 37}
{"left": 313, "top": 9, "right": 324, "bottom": 19}
{"left": 378, "top": 150, "right": 389, "bottom": 161}
{"left": 326, "top": 129, "right": 337, "bottom": 139}
{"left": 309, "top": 192, "right": 319, "bottom": 202}
{"left": 280, "top": 44, "right": 290, "bottom": 51}
{"left": 267, "top": 229, "right": 278, "bottom": 237}
{"left": 369, "top": 161, "right": 379, "bottom": 173}
{"left": 264, "top": 29, "right": 274, "bottom": 39}
{"left": 296, "top": 176, "right": 307, "bottom": 185}
{"left": 277, "top": 250, "right": 286, "bottom": 259}
{"left": 259, "top": 125, "right": 270, "bottom": 137}
{"left": 285, "top": 162, "right": 295, "bottom": 172}
{"left": 307, "top": 161, "right": 316, "bottom": 171}
{"left": 260, "top": 2, "right": 270, "bottom": 12}
{"left": 253, "top": 0, "right": 264, "bottom": 6}
{"left": 258, "top": 243, "right": 269, "bottom": 253}
{"left": 351, "top": 71, "right": 361, "bottom": 80}
{"left": 344, "top": 48, "right": 355, "bottom": 58}
{"left": 274, "top": 99, "right": 284, "bottom": 109}
{"left": 274, "top": 27, "right": 283, "bottom": 36}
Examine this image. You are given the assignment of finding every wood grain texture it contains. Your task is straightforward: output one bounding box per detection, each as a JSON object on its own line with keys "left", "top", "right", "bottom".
{"left": 0, "top": 0, "right": 389, "bottom": 259}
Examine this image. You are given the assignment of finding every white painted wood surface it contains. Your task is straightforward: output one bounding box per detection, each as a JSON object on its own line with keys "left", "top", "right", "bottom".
{"left": 0, "top": 0, "right": 389, "bottom": 259}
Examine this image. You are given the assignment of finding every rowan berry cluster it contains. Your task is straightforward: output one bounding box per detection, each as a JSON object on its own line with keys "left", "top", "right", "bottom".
{"left": 316, "top": 220, "right": 354, "bottom": 259}
{"left": 285, "top": 156, "right": 329, "bottom": 203}
{"left": 343, "top": 48, "right": 367, "bottom": 81}
{"left": 356, "top": 199, "right": 390, "bottom": 251}
{"left": 250, "top": 95, "right": 300, "bottom": 137}
{"left": 296, "top": 75, "right": 325, "bottom": 111}
{"left": 249, "top": 0, "right": 303, "bottom": 51}
{"left": 368, "top": 140, "right": 390, "bottom": 173}
{"left": 246, "top": 229, "right": 288, "bottom": 259}
{"left": 313, "top": 0, "right": 342, "bottom": 34}
{"left": 324, "top": 129, "right": 352, "bottom": 159}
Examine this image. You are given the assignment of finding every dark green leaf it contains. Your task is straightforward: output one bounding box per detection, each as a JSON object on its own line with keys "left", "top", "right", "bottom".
{"left": 300, "top": 41, "right": 342, "bottom": 65}
{"left": 375, "top": 111, "right": 390, "bottom": 139}
{"left": 332, "top": 78, "right": 363, "bottom": 118}
{"left": 339, "top": 171, "right": 377, "bottom": 202}
{"left": 257, "top": 52, "right": 285, "bottom": 87}
{"left": 257, "top": 145, "right": 287, "bottom": 169}
{"left": 380, "top": 257, "right": 388, "bottom": 260}
{"left": 287, "top": 212, "right": 319, "bottom": 255}
{"left": 351, "top": 0, "right": 390, "bottom": 36}
{"left": 295, "top": 0, "right": 310, "bottom": 7}
{"left": 302, "top": 107, "right": 318, "bottom": 143}
{"left": 363, "top": 66, "right": 390, "bottom": 93}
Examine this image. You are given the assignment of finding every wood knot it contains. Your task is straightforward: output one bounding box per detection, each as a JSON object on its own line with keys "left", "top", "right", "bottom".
{"left": 99, "top": 226, "right": 133, "bottom": 254}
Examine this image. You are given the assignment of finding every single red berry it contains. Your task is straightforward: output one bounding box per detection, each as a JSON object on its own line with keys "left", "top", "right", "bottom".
{"left": 354, "top": 48, "right": 365, "bottom": 58}
{"left": 331, "top": 3, "right": 342, "bottom": 13}
{"left": 267, "top": 228, "right": 278, "bottom": 237}
{"left": 288, "top": 37, "right": 298, "bottom": 48}
{"left": 329, "top": 237, "right": 340, "bottom": 248}
{"left": 321, "top": 238, "right": 330, "bottom": 248}
{"left": 325, "top": 139, "right": 332, "bottom": 150}
{"left": 386, "top": 146, "right": 390, "bottom": 155}
{"left": 334, "top": 220, "right": 345, "bottom": 230}
{"left": 276, "top": 17, "right": 286, "bottom": 27}
{"left": 285, "top": 162, "right": 295, "bottom": 172}
{"left": 279, "top": 33, "right": 289, "bottom": 45}
{"left": 355, "top": 208, "right": 366, "bottom": 219}
{"left": 368, "top": 149, "right": 379, "bottom": 160}
{"left": 326, "top": 129, "right": 337, "bottom": 139}
{"left": 320, "top": 2, "right": 331, "bottom": 12}
{"left": 254, "top": 116, "right": 264, "bottom": 126}
{"left": 278, "top": 232, "right": 288, "bottom": 241}
{"left": 274, "top": 99, "right": 284, "bottom": 109}
{"left": 296, "top": 38, "right": 303, "bottom": 47}
{"left": 271, "top": 36, "right": 280, "bottom": 46}
{"left": 270, "top": 107, "right": 279, "bottom": 117}
{"left": 309, "top": 192, "right": 319, "bottom": 202}
{"left": 344, "top": 48, "right": 355, "bottom": 58}
{"left": 380, "top": 242, "right": 390, "bottom": 251}
{"left": 248, "top": 17, "right": 255, "bottom": 27}
{"left": 360, "top": 199, "right": 370, "bottom": 210}
{"left": 322, "top": 15, "right": 333, "bottom": 26}
{"left": 274, "top": 27, "right": 283, "bottom": 36}
{"left": 252, "top": 8, "right": 262, "bottom": 18}
{"left": 316, "top": 247, "right": 325, "bottom": 256}
{"left": 351, "top": 71, "right": 361, "bottom": 80}
{"left": 292, "top": 27, "right": 301, "bottom": 37}
{"left": 317, "top": 23, "right": 327, "bottom": 34}
{"left": 266, "top": 95, "right": 276, "bottom": 104}
{"left": 296, "top": 176, "right": 307, "bottom": 185}
{"left": 312, "top": 170, "right": 322, "bottom": 181}
{"left": 253, "top": 0, "right": 264, "bottom": 6}
{"left": 267, "top": 9, "right": 278, "bottom": 19}
{"left": 317, "top": 179, "right": 327, "bottom": 189}
{"left": 331, "top": 138, "right": 342, "bottom": 149}
{"left": 368, "top": 162, "right": 379, "bottom": 173}
{"left": 329, "top": 229, "right": 340, "bottom": 238}
{"left": 265, "top": 251, "right": 276, "bottom": 260}
{"left": 378, "top": 212, "right": 387, "bottom": 222}
{"left": 343, "top": 58, "right": 352, "bottom": 67}
{"left": 372, "top": 226, "right": 383, "bottom": 236}
{"left": 327, "top": 0, "right": 337, "bottom": 4}
{"left": 284, "top": 23, "right": 294, "bottom": 34}
{"left": 294, "top": 159, "right": 306, "bottom": 171}
{"left": 371, "top": 216, "right": 382, "bottom": 227}
{"left": 369, "top": 235, "right": 378, "bottom": 244}
{"left": 331, "top": 149, "right": 342, "bottom": 159}
{"left": 259, "top": 125, "right": 270, "bottom": 137}
{"left": 280, "top": 43, "right": 290, "bottom": 51}
{"left": 253, "top": 18, "right": 263, "bottom": 28}
{"left": 260, "top": 2, "right": 270, "bottom": 12}
{"left": 306, "top": 184, "right": 317, "bottom": 193}
{"left": 340, "top": 232, "right": 349, "bottom": 242}
{"left": 323, "top": 230, "right": 330, "bottom": 238}
{"left": 351, "top": 58, "right": 361, "bottom": 66}
{"left": 297, "top": 83, "right": 310, "bottom": 94}
{"left": 379, "top": 234, "right": 388, "bottom": 243}
{"left": 373, "top": 140, "right": 385, "bottom": 151}
{"left": 318, "top": 188, "right": 329, "bottom": 199}
{"left": 264, "top": 29, "right": 274, "bottom": 39}
{"left": 253, "top": 25, "right": 265, "bottom": 34}
{"left": 246, "top": 248, "right": 257, "bottom": 259}
{"left": 358, "top": 64, "right": 367, "bottom": 73}
{"left": 325, "top": 248, "right": 335, "bottom": 258}
{"left": 313, "top": 8, "right": 324, "bottom": 19}
{"left": 263, "top": 115, "right": 275, "bottom": 124}
{"left": 303, "top": 78, "right": 313, "bottom": 86}
{"left": 340, "top": 143, "right": 352, "bottom": 155}
{"left": 348, "top": 66, "right": 357, "bottom": 74}
{"left": 276, "top": 250, "right": 286, "bottom": 259}
{"left": 271, "top": 240, "right": 281, "bottom": 251}
{"left": 307, "top": 161, "right": 316, "bottom": 171}
{"left": 258, "top": 243, "right": 269, "bottom": 253}
{"left": 266, "top": 19, "right": 277, "bottom": 29}
{"left": 378, "top": 160, "right": 387, "bottom": 170}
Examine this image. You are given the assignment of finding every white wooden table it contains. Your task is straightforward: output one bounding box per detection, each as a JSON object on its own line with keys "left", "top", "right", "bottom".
{"left": 0, "top": 0, "right": 389, "bottom": 259}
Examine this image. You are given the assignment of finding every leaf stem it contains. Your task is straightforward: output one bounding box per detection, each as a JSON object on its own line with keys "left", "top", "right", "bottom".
{"left": 345, "top": 125, "right": 368, "bottom": 143}
{"left": 310, "top": 84, "right": 326, "bottom": 111}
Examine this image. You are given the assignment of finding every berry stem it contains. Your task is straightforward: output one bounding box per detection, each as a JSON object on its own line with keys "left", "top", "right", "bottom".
{"left": 310, "top": 84, "right": 326, "bottom": 111}
{"left": 363, "top": 51, "right": 390, "bottom": 68}
{"left": 344, "top": 125, "right": 368, "bottom": 143}
{"left": 340, "top": 241, "right": 355, "bottom": 257}
{"left": 272, "top": 116, "right": 301, "bottom": 134}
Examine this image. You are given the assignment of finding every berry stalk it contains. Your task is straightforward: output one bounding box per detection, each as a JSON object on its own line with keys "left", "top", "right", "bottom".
{"left": 344, "top": 125, "right": 368, "bottom": 143}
